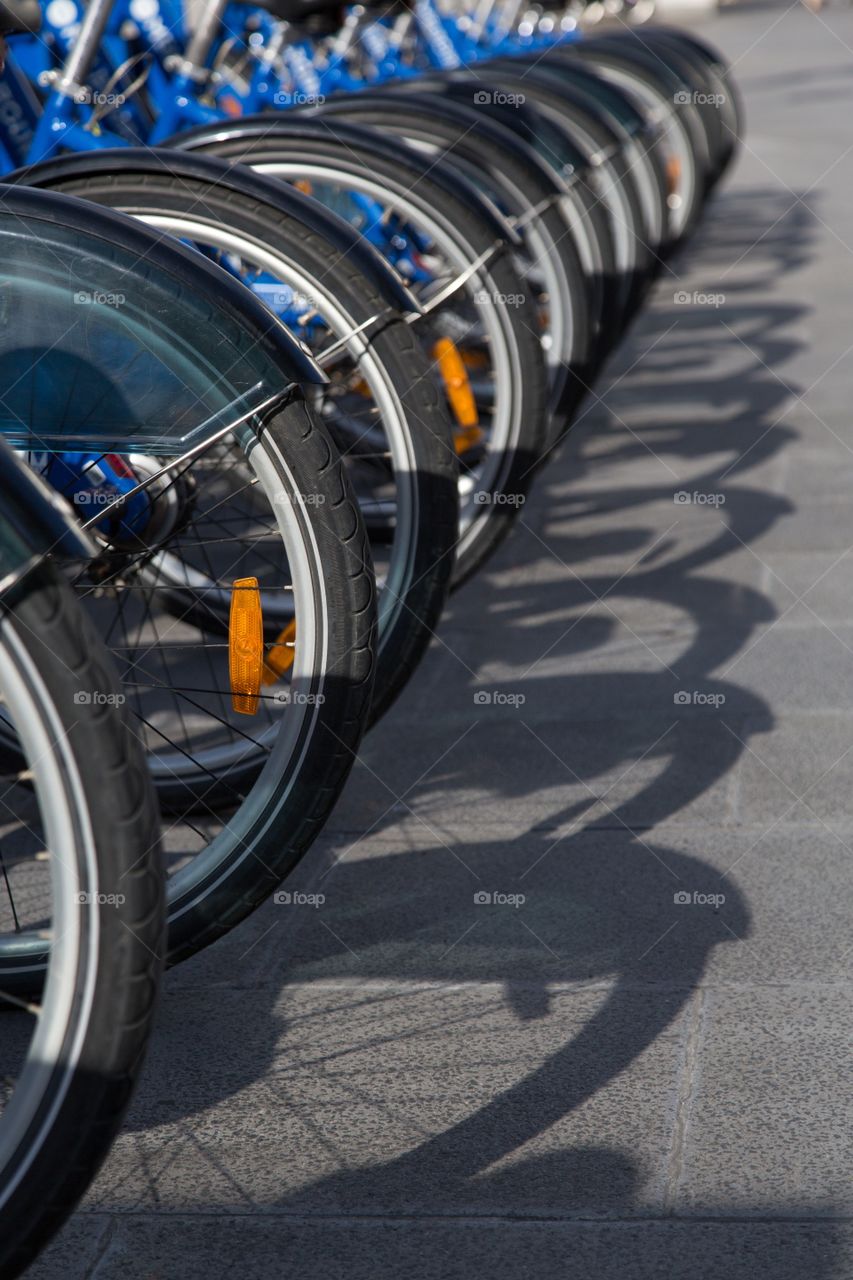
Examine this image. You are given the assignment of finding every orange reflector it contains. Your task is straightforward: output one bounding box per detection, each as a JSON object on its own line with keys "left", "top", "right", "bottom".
{"left": 220, "top": 94, "right": 244, "bottom": 119}
{"left": 262, "top": 619, "right": 297, "bottom": 685}
{"left": 665, "top": 155, "right": 682, "bottom": 199}
{"left": 454, "top": 424, "right": 486, "bottom": 455}
{"left": 229, "top": 577, "right": 264, "bottom": 716}
{"left": 433, "top": 337, "right": 479, "bottom": 429}
{"left": 461, "top": 348, "right": 489, "bottom": 372}
{"left": 294, "top": 179, "right": 313, "bottom": 196}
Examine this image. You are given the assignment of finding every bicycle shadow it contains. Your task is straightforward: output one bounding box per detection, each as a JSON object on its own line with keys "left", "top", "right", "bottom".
{"left": 85, "top": 187, "right": 845, "bottom": 1268}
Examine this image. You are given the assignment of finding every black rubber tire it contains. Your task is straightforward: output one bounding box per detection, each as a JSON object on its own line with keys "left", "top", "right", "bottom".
{"left": 396, "top": 79, "right": 624, "bottom": 355}
{"left": 431, "top": 64, "right": 651, "bottom": 323}
{"left": 561, "top": 39, "right": 711, "bottom": 239}
{"left": 172, "top": 122, "right": 550, "bottom": 589}
{"left": 309, "top": 91, "right": 598, "bottom": 442}
{"left": 595, "top": 30, "right": 727, "bottom": 185}
{"left": 24, "top": 167, "right": 456, "bottom": 726}
{"left": 160, "top": 395, "right": 376, "bottom": 963}
{"left": 629, "top": 27, "right": 744, "bottom": 180}
{"left": 0, "top": 564, "right": 164, "bottom": 1277}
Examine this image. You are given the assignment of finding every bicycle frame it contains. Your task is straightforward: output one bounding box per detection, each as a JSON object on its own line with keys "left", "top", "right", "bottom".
{"left": 2, "top": 0, "right": 583, "bottom": 165}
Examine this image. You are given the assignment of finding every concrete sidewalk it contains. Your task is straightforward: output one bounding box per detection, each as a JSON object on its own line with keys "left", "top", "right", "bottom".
{"left": 38, "top": 5, "right": 853, "bottom": 1276}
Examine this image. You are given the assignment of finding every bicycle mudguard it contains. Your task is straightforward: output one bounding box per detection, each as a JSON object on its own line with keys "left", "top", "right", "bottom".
{"left": 0, "top": 183, "right": 325, "bottom": 455}
{"left": 0, "top": 437, "right": 95, "bottom": 595}
{"left": 10, "top": 147, "right": 422, "bottom": 321}
{"left": 167, "top": 115, "right": 524, "bottom": 250}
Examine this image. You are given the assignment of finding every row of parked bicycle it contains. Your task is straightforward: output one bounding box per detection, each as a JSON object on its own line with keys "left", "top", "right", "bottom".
{"left": 0, "top": 0, "right": 740, "bottom": 1271}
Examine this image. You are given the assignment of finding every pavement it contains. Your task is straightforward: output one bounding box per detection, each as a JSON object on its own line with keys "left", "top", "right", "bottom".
{"left": 36, "top": 4, "right": 853, "bottom": 1276}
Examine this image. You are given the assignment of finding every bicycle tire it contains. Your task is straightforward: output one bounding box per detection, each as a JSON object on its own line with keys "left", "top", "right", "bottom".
{"left": 0, "top": 563, "right": 163, "bottom": 1277}
{"left": 173, "top": 119, "right": 550, "bottom": 587}
{"left": 22, "top": 164, "right": 456, "bottom": 724}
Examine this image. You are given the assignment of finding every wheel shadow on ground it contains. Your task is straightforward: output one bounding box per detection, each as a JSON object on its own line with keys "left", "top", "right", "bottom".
{"left": 97, "top": 188, "right": 847, "bottom": 1267}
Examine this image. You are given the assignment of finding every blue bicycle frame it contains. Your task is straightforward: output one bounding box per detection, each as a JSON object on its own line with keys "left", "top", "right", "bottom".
{"left": 0, "top": 0, "right": 572, "bottom": 505}
{"left": 6, "top": 0, "right": 580, "bottom": 164}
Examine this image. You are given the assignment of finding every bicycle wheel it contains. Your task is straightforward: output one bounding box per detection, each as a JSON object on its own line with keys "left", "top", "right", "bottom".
{"left": 310, "top": 90, "right": 598, "bottom": 442}
{"left": 0, "top": 559, "right": 163, "bottom": 1277}
{"left": 0, "top": 185, "right": 377, "bottom": 974}
{"left": 593, "top": 30, "right": 726, "bottom": 185}
{"left": 404, "top": 70, "right": 630, "bottom": 337}
{"left": 15, "top": 153, "right": 458, "bottom": 724}
{"left": 619, "top": 27, "right": 743, "bottom": 180}
{"left": 173, "top": 117, "right": 550, "bottom": 587}
{"left": 463, "top": 62, "right": 655, "bottom": 318}
{"left": 508, "top": 56, "right": 671, "bottom": 258}
{"left": 401, "top": 77, "right": 627, "bottom": 348}
{"left": 560, "top": 39, "right": 709, "bottom": 240}
{"left": 9, "top": 400, "right": 377, "bottom": 969}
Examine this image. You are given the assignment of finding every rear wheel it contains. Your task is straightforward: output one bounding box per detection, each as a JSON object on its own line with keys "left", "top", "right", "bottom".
{"left": 311, "top": 93, "right": 597, "bottom": 447}
{"left": 8, "top": 395, "right": 377, "bottom": 974}
{"left": 562, "top": 40, "right": 709, "bottom": 240}
{"left": 27, "top": 168, "right": 457, "bottom": 723}
{"left": 174, "top": 125, "right": 550, "bottom": 586}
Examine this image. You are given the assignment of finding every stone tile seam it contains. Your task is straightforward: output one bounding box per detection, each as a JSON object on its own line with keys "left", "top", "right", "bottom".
{"left": 80, "top": 1217, "right": 116, "bottom": 1280}
{"left": 664, "top": 986, "right": 707, "bottom": 1213}
{"left": 68, "top": 1210, "right": 853, "bottom": 1227}
{"left": 168, "top": 978, "right": 853, "bottom": 995}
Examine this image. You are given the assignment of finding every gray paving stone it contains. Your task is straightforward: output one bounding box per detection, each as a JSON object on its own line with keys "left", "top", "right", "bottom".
{"left": 730, "top": 714, "right": 853, "bottom": 827}
{"left": 759, "top": 553, "right": 853, "bottom": 623}
{"left": 18, "top": 1217, "right": 107, "bottom": 1280}
{"left": 713, "top": 623, "right": 853, "bottom": 713}
{"left": 79, "top": 982, "right": 689, "bottom": 1216}
{"left": 327, "top": 713, "right": 747, "bottom": 839}
{"left": 676, "top": 986, "right": 853, "bottom": 1213}
{"left": 29, "top": 1215, "right": 853, "bottom": 1280}
{"left": 170, "top": 810, "right": 853, "bottom": 992}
